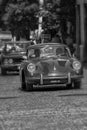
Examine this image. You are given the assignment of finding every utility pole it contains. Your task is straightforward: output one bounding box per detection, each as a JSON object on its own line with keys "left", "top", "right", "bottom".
{"left": 76, "top": 0, "right": 85, "bottom": 62}
{"left": 38, "top": 0, "right": 44, "bottom": 38}
{"left": 80, "top": 0, "right": 85, "bottom": 62}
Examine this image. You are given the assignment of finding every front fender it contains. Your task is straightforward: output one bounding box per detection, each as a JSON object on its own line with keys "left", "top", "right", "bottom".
{"left": 20, "top": 61, "right": 28, "bottom": 77}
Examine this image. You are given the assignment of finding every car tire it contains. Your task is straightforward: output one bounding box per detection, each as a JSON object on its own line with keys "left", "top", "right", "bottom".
{"left": 26, "top": 83, "right": 33, "bottom": 91}
{"left": 21, "top": 72, "right": 26, "bottom": 90}
{"left": 21, "top": 72, "right": 33, "bottom": 91}
{"left": 74, "top": 81, "right": 81, "bottom": 89}
{"left": 1, "top": 68, "right": 6, "bottom": 75}
{"left": 67, "top": 83, "right": 72, "bottom": 89}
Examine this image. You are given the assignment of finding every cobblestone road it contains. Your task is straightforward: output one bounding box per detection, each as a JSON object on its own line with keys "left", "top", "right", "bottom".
{"left": 0, "top": 69, "right": 87, "bottom": 130}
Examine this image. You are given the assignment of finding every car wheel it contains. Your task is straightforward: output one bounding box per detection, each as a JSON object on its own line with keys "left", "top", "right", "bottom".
{"left": 1, "top": 68, "right": 6, "bottom": 75}
{"left": 74, "top": 81, "right": 81, "bottom": 89}
{"left": 21, "top": 72, "right": 26, "bottom": 90}
{"left": 67, "top": 83, "right": 73, "bottom": 89}
{"left": 21, "top": 72, "right": 33, "bottom": 91}
{"left": 26, "top": 83, "right": 33, "bottom": 91}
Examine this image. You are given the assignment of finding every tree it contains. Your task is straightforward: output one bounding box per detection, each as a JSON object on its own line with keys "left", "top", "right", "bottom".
{"left": 2, "top": 0, "right": 39, "bottom": 40}
{"left": 1, "top": 0, "right": 76, "bottom": 41}
{"left": 42, "top": 0, "right": 76, "bottom": 42}
{"left": 0, "top": 0, "right": 9, "bottom": 29}
{"left": 42, "top": 0, "right": 61, "bottom": 38}
{"left": 60, "top": 0, "right": 76, "bottom": 42}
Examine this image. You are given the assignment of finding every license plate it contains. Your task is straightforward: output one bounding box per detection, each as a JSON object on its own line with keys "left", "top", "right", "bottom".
{"left": 50, "top": 80, "right": 60, "bottom": 83}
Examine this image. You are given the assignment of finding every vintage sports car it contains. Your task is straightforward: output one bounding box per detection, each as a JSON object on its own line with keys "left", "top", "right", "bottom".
{"left": 20, "top": 43, "right": 83, "bottom": 91}
{"left": 0, "top": 41, "right": 31, "bottom": 75}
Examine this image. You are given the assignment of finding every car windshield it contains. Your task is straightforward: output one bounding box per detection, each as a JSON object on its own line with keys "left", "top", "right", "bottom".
{"left": 28, "top": 45, "right": 70, "bottom": 59}
{"left": 3, "top": 42, "right": 29, "bottom": 54}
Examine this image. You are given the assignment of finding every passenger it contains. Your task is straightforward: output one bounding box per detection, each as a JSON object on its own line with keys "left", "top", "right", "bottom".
{"left": 51, "top": 35, "right": 61, "bottom": 43}
{"left": 66, "top": 35, "right": 75, "bottom": 55}
{"left": 34, "top": 49, "right": 40, "bottom": 58}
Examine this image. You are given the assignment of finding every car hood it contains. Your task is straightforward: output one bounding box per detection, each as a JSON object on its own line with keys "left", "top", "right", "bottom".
{"left": 29, "top": 56, "right": 74, "bottom": 76}
{"left": 2, "top": 51, "right": 26, "bottom": 58}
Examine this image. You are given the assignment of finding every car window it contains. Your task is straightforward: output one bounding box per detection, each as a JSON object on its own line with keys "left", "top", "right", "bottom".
{"left": 56, "top": 47, "right": 64, "bottom": 55}
{"left": 28, "top": 49, "right": 40, "bottom": 59}
{"left": 28, "top": 45, "right": 71, "bottom": 59}
{"left": 40, "top": 45, "right": 54, "bottom": 57}
{"left": 56, "top": 47, "right": 70, "bottom": 57}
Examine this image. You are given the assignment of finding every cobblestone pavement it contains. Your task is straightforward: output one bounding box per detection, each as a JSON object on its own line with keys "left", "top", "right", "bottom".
{"left": 0, "top": 69, "right": 86, "bottom": 130}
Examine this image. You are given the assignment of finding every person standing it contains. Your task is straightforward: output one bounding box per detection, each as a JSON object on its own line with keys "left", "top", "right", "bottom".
{"left": 51, "top": 35, "right": 61, "bottom": 43}
{"left": 66, "top": 35, "right": 75, "bottom": 55}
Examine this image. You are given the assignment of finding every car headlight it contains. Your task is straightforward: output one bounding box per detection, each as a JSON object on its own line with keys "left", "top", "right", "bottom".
{"left": 4, "top": 59, "right": 8, "bottom": 64}
{"left": 9, "top": 59, "right": 13, "bottom": 64}
{"left": 73, "top": 61, "right": 81, "bottom": 70}
{"left": 27, "top": 63, "right": 36, "bottom": 73}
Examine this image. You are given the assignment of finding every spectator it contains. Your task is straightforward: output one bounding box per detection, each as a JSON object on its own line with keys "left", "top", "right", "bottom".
{"left": 51, "top": 35, "right": 61, "bottom": 43}
{"left": 66, "top": 35, "right": 75, "bottom": 55}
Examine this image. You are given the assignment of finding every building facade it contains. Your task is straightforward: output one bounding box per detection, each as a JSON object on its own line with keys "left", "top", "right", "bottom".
{"left": 76, "top": 0, "right": 87, "bottom": 62}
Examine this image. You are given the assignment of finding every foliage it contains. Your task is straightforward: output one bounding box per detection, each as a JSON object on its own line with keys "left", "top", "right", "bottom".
{"left": 42, "top": 0, "right": 61, "bottom": 37}
{"left": 42, "top": 0, "right": 76, "bottom": 40}
{"left": 60, "top": 0, "right": 76, "bottom": 40}
{"left": 1, "top": 0, "right": 76, "bottom": 41}
{"left": 2, "top": 0, "right": 39, "bottom": 40}
{"left": 0, "top": 0, "right": 9, "bottom": 29}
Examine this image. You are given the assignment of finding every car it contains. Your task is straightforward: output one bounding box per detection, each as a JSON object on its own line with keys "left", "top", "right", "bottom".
{"left": 0, "top": 41, "right": 31, "bottom": 75}
{"left": 0, "top": 43, "right": 5, "bottom": 65}
{"left": 20, "top": 43, "right": 83, "bottom": 91}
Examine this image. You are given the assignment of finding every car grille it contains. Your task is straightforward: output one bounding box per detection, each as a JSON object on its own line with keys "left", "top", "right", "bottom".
{"left": 3, "top": 57, "right": 24, "bottom": 64}
{"left": 13, "top": 58, "right": 24, "bottom": 64}
{"left": 58, "top": 60, "right": 67, "bottom": 67}
{"left": 43, "top": 78, "right": 68, "bottom": 85}
{"left": 41, "top": 62, "right": 49, "bottom": 75}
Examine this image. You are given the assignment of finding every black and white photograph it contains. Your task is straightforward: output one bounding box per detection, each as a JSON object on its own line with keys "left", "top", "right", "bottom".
{"left": 0, "top": 0, "right": 87, "bottom": 129}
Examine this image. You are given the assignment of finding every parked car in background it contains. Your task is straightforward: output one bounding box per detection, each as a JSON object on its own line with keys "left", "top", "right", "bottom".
{"left": 0, "top": 41, "right": 31, "bottom": 75}
{"left": 20, "top": 43, "right": 83, "bottom": 91}
{"left": 0, "top": 44, "right": 4, "bottom": 65}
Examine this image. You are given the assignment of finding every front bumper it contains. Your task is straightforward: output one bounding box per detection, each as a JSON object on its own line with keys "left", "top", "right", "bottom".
{"left": 1, "top": 64, "right": 20, "bottom": 71}
{"left": 26, "top": 74, "right": 83, "bottom": 87}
